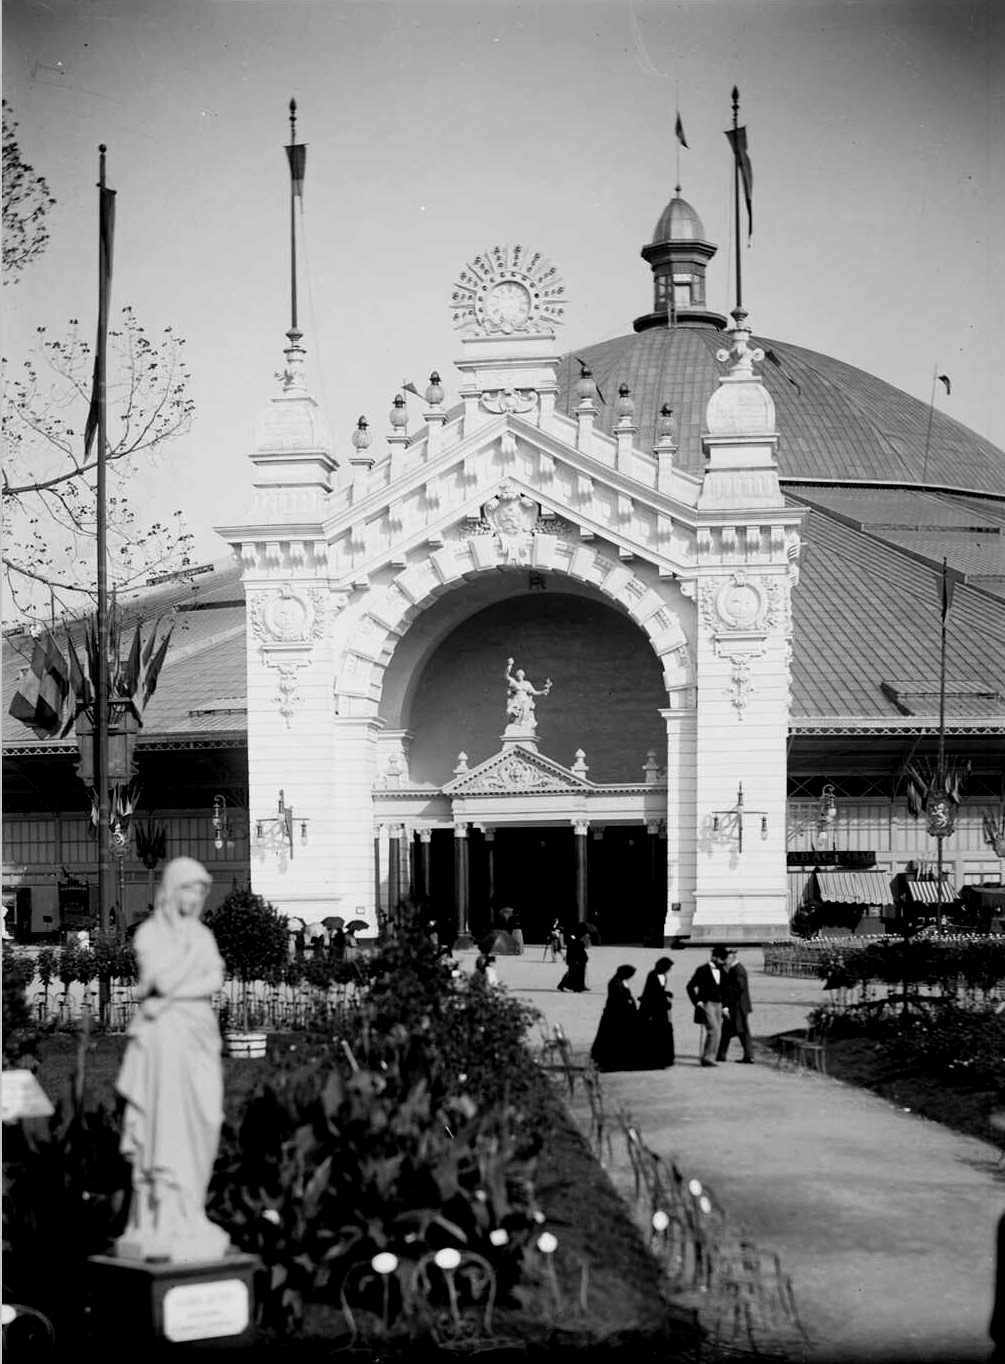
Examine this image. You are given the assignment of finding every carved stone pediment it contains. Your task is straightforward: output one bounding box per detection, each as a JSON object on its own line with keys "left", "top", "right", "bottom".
{"left": 443, "top": 745, "right": 592, "bottom": 797}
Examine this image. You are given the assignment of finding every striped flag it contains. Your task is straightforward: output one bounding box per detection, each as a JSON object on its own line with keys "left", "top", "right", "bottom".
{"left": 675, "top": 112, "right": 688, "bottom": 148}
{"left": 83, "top": 183, "right": 116, "bottom": 460}
{"left": 286, "top": 142, "right": 306, "bottom": 199}
{"left": 8, "top": 630, "right": 69, "bottom": 738}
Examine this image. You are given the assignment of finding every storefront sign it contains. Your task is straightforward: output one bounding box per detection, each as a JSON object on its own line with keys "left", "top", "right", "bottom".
{"left": 786, "top": 850, "right": 876, "bottom": 868}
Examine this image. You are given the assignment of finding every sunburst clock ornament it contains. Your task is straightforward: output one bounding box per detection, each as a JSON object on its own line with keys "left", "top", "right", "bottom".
{"left": 451, "top": 245, "right": 567, "bottom": 336}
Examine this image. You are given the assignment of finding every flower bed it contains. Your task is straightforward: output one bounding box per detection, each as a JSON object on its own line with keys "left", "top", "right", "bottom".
{"left": 3, "top": 915, "right": 710, "bottom": 1358}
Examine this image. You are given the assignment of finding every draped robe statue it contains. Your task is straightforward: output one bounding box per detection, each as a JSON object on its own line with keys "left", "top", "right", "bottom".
{"left": 115, "top": 857, "right": 231, "bottom": 1263}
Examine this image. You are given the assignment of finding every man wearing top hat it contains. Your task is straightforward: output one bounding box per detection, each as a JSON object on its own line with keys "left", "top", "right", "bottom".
{"left": 686, "top": 944, "right": 730, "bottom": 1068}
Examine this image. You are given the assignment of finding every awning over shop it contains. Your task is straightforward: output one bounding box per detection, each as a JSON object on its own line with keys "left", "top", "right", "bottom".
{"left": 962, "top": 884, "right": 1005, "bottom": 911}
{"left": 906, "top": 879, "right": 956, "bottom": 904}
{"left": 788, "top": 871, "right": 813, "bottom": 917}
{"left": 812, "top": 870, "right": 894, "bottom": 907}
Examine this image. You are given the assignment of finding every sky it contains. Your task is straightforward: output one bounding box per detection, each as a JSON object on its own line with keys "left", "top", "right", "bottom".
{"left": 4, "top": 0, "right": 1003, "bottom": 575}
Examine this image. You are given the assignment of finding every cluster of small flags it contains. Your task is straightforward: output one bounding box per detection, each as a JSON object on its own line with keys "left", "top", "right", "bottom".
{"left": 7, "top": 606, "right": 173, "bottom": 742}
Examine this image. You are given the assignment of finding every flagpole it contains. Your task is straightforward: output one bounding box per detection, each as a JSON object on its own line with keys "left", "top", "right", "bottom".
{"left": 288, "top": 98, "right": 298, "bottom": 333}
{"left": 95, "top": 144, "right": 112, "bottom": 938}
{"left": 935, "top": 557, "right": 948, "bottom": 932}
{"left": 731, "top": 86, "right": 742, "bottom": 313}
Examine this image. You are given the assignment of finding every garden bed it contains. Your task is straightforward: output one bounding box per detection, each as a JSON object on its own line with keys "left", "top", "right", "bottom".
{"left": 12, "top": 1029, "right": 710, "bottom": 1360}
{"left": 802, "top": 1032, "right": 1005, "bottom": 1150}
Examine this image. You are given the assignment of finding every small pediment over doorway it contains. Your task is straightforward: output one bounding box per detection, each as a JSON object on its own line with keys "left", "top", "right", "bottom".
{"left": 442, "top": 742, "right": 593, "bottom": 797}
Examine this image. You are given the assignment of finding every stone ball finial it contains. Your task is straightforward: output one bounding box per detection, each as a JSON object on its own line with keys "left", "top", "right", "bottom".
{"left": 351, "top": 416, "right": 371, "bottom": 451}
{"left": 389, "top": 393, "right": 408, "bottom": 430}
{"left": 425, "top": 371, "right": 444, "bottom": 406}
{"left": 616, "top": 383, "right": 635, "bottom": 421}
{"left": 576, "top": 365, "right": 597, "bottom": 403}
{"left": 657, "top": 403, "right": 678, "bottom": 441}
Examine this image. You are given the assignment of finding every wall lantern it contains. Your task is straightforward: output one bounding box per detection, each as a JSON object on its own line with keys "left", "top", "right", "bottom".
{"left": 786, "top": 782, "right": 839, "bottom": 846}
{"left": 712, "top": 783, "right": 768, "bottom": 854}
{"left": 212, "top": 794, "right": 235, "bottom": 852}
{"left": 256, "top": 789, "right": 307, "bottom": 858}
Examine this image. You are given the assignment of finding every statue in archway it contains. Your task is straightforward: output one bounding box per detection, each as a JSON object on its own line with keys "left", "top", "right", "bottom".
{"left": 505, "top": 657, "right": 552, "bottom": 731}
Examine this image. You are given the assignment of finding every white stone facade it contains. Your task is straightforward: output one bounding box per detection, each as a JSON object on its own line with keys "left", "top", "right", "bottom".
{"left": 218, "top": 257, "right": 804, "bottom": 942}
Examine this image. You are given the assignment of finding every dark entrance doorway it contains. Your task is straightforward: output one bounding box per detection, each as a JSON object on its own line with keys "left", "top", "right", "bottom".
{"left": 589, "top": 827, "right": 665, "bottom": 946}
{"left": 484, "top": 827, "right": 574, "bottom": 944}
{"left": 422, "top": 823, "right": 666, "bottom": 945}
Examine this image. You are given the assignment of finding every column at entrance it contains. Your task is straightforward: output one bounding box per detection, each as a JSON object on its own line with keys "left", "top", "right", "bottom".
{"left": 573, "top": 820, "right": 589, "bottom": 921}
{"left": 453, "top": 822, "right": 472, "bottom": 947}
{"left": 646, "top": 821, "right": 663, "bottom": 947}
{"left": 417, "top": 829, "right": 433, "bottom": 904}
{"left": 660, "top": 696, "right": 697, "bottom": 940}
{"left": 387, "top": 825, "right": 403, "bottom": 916}
{"left": 484, "top": 829, "right": 496, "bottom": 907}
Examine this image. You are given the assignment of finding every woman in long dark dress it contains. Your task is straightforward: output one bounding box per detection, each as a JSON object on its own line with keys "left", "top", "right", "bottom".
{"left": 556, "top": 928, "right": 589, "bottom": 992}
{"left": 590, "top": 965, "right": 639, "bottom": 1071}
{"left": 638, "top": 956, "right": 675, "bottom": 1068}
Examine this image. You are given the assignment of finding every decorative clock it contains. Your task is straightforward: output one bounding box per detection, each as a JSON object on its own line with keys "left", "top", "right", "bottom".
{"left": 451, "top": 245, "right": 567, "bottom": 335}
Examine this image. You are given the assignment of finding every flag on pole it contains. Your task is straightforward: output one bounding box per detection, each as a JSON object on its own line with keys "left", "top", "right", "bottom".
{"left": 402, "top": 381, "right": 423, "bottom": 399}
{"left": 725, "top": 125, "right": 753, "bottom": 238}
{"left": 675, "top": 112, "right": 688, "bottom": 148}
{"left": 8, "top": 630, "right": 69, "bottom": 738}
{"left": 941, "top": 559, "right": 957, "bottom": 624}
{"left": 937, "top": 374, "right": 951, "bottom": 396}
{"left": 83, "top": 183, "right": 116, "bottom": 461}
{"left": 286, "top": 142, "right": 306, "bottom": 199}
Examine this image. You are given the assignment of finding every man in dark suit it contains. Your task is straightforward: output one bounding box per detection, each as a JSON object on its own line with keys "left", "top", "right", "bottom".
{"left": 686, "top": 944, "right": 729, "bottom": 1067}
{"left": 717, "top": 947, "right": 754, "bottom": 1063}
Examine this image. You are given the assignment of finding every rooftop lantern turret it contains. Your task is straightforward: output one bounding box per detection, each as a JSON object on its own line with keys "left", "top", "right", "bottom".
{"left": 634, "top": 187, "right": 727, "bottom": 334}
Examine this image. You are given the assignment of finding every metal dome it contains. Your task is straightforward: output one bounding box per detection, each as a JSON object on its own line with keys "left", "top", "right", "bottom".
{"left": 557, "top": 326, "right": 1005, "bottom": 496}
{"left": 651, "top": 194, "right": 706, "bottom": 244}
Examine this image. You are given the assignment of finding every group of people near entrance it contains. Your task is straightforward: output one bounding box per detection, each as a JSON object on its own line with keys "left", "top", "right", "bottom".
{"left": 588, "top": 944, "right": 753, "bottom": 1072}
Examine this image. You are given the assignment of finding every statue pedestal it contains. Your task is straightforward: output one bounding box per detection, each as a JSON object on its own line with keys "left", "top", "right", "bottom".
{"left": 500, "top": 726, "right": 538, "bottom": 751}
{"left": 85, "top": 1250, "right": 259, "bottom": 1347}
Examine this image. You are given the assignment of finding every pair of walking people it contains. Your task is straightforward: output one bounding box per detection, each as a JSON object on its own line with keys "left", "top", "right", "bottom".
{"left": 589, "top": 957, "right": 676, "bottom": 1072}
{"left": 686, "top": 944, "right": 754, "bottom": 1067}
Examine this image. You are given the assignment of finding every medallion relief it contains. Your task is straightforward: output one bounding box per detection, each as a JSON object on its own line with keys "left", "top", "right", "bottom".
{"left": 249, "top": 583, "right": 329, "bottom": 646}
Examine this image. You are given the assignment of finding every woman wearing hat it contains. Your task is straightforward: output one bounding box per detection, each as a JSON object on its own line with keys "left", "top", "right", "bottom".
{"left": 638, "top": 955, "right": 676, "bottom": 1068}
{"left": 589, "top": 964, "right": 640, "bottom": 1072}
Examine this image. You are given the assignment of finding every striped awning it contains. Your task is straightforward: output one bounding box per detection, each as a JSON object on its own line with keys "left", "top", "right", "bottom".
{"left": 812, "top": 870, "right": 894, "bottom": 907}
{"left": 906, "top": 879, "right": 956, "bottom": 904}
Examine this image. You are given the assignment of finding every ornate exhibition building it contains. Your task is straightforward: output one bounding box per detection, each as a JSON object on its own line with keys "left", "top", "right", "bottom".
{"left": 4, "top": 187, "right": 1004, "bottom": 943}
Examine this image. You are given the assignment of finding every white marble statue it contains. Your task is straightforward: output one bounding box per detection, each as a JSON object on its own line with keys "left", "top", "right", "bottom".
{"left": 505, "top": 657, "right": 552, "bottom": 731}
{"left": 115, "top": 856, "right": 231, "bottom": 1263}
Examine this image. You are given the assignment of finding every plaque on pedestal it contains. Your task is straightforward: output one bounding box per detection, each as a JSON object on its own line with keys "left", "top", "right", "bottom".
{"left": 85, "top": 1251, "right": 259, "bottom": 1346}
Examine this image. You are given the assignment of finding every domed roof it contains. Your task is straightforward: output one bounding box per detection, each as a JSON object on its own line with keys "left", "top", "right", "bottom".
{"left": 651, "top": 193, "right": 705, "bottom": 243}
{"left": 557, "top": 327, "right": 1005, "bottom": 495}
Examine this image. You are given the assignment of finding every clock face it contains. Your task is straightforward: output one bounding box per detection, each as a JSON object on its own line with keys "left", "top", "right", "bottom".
{"left": 484, "top": 280, "right": 532, "bottom": 331}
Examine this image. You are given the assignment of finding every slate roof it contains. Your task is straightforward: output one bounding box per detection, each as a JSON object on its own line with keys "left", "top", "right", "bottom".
{"left": 556, "top": 326, "right": 1005, "bottom": 496}
{"left": 786, "top": 487, "right": 1005, "bottom": 599}
{"left": 788, "top": 506, "right": 1005, "bottom": 720}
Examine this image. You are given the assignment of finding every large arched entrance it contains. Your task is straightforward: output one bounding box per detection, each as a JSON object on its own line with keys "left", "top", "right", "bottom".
{"left": 377, "top": 583, "right": 670, "bottom": 943}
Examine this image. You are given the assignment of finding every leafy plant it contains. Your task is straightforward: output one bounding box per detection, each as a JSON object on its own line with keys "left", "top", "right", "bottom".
{"left": 203, "top": 888, "right": 290, "bottom": 1032}
{"left": 2, "top": 946, "right": 37, "bottom": 1065}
